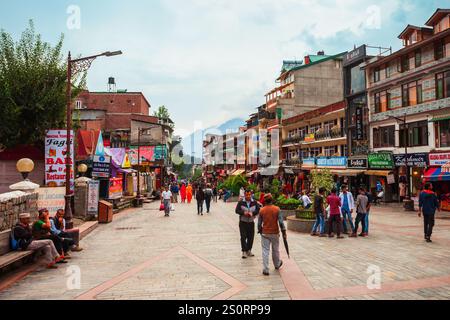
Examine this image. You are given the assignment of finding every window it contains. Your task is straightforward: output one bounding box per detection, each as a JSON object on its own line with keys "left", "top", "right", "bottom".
{"left": 415, "top": 50, "right": 422, "bottom": 68}
{"left": 385, "top": 63, "right": 391, "bottom": 78}
{"left": 437, "top": 120, "right": 450, "bottom": 148}
{"left": 401, "top": 55, "right": 410, "bottom": 72}
{"left": 324, "top": 146, "right": 337, "bottom": 157}
{"left": 375, "top": 91, "right": 391, "bottom": 113}
{"left": 310, "top": 148, "right": 321, "bottom": 158}
{"left": 373, "top": 126, "right": 395, "bottom": 148}
{"left": 399, "top": 121, "right": 429, "bottom": 147}
{"left": 436, "top": 70, "right": 450, "bottom": 100}
{"left": 75, "top": 100, "right": 82, "bottom": 109}
{"left": 323, "top": 120, "right": 336, "bottom": 132}
{"left": 310, "top": 124, "right": 321, "bottom": 134}
{"left": 341, "top": 145, "right": 348, "bottom": 157}
{"left": 402, "top": 81, "right": 422, "bottom": 107}
{"left": 435, "top": 39, "right": 445, "bottom": 60}
{"left": 373, "top": 67, "right": 380, "bottom": 83}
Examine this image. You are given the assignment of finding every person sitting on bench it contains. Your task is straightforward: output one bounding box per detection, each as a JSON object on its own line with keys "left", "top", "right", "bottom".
{"left": 33, "top": 209, "right": 70, "bottom": 261}
{"left": 13, "top": 213, "right": 65, "bottom": 269}
{"left": 50, "top": 209, "right": 83, "bottom": 256}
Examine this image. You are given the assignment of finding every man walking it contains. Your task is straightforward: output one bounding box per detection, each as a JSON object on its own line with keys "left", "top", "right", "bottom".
{"left": 196, "top": 186, "right": 205, "bottom": 215}
{"left": 419, "top": 183, "right": 440, "bottom": 243}
{"left": 235, "top": 190, "right": 260, "bottom": 259}
{"left": 161, "top": 186, "right": 172, "bottom": 217}
{"left": 352, "top": 188, "right": 370, "bottom": 237}
{"left": 339, "top": 185, "right": 355, "bottom": 235}
{"left": 258, "top": 194, "right": 286, "bottom": 276}
{"left": 170, "top": 183, "right": 179, "bottom": 203}
{"left": 204, "top": 184, "right": 213, "bottom": 213}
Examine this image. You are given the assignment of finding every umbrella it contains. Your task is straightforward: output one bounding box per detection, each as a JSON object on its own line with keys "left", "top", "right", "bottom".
{"left": 282, "top": 233, "right": 290, "bottom": 259}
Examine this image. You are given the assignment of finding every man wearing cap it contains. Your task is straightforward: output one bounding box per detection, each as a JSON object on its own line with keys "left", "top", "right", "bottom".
{"left": 258, "top": 194, "right": 286, "bottom": 276}
{"left": 13, "top": 213, "right": 65, "bottom": 269}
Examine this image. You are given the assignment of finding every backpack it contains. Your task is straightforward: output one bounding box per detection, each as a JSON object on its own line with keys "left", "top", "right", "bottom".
{"left": 10, "top": 227, "right": 20, "bottom": 251}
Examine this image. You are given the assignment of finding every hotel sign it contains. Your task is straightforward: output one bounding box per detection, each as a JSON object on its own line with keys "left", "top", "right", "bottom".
{"left": 317, "top": 157, "right": 347, "bottom": 168}
{"left": 343, "top": 45, "right": 367, "bottom": 67}
{"left": 429, "top": 152, "right": 450, "bottom": 167}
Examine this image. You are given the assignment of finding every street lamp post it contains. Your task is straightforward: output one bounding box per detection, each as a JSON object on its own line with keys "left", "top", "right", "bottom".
{"left": 389, "top": 114, "right": 414, "bottom": 211}
{"left": 65, "top": 50, "right": 122, "bottom": 229}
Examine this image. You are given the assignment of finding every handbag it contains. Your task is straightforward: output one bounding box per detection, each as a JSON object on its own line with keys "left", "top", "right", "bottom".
{"left": 159, "top": 203, "right": 165, "bottom": 211}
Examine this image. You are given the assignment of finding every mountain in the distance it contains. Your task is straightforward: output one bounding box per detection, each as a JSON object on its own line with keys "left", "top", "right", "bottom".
{"left": 180, "top": 118, "right": 245, "bottom": 160}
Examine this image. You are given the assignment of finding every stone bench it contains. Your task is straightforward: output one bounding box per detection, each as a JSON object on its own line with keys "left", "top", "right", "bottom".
{"left": 0, "top": 229, "right": 37, "bottom": 274}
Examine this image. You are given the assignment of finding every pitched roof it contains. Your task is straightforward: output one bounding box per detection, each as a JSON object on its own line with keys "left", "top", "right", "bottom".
{"left": 425, "top": 8, "right": 450, "bottom": 26}
{"left": 398, "top": 24, "right": 433, "bottom": 39}
{"left": 281, "top": 60, "right": 304, "bottom": 73}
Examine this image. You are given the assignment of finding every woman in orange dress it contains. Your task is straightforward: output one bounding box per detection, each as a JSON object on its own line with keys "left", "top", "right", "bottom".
{"left": 186, "top": 184, "right": 193, "bottom": 204}
{"left": 180, "top": 183, "right": 187, "bottom": 203}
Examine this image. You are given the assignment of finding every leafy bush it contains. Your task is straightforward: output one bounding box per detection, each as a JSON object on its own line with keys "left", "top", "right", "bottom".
{"left": 276, "top": 196, "right": 302, "bottom": 210}
{"left": 247, "top": 183, "right": 259, "bottom": 193}
{"left": 296, "top": 207, "right": 315, "bottom": 220}
{"left": 218, "top": 175, "right": 248, "bottom": 196}
{"left": 270, "top": 179, "right": 281, "bottom": 198}
{"left": 310, "top": 169, "right": 335, "bottom": 194}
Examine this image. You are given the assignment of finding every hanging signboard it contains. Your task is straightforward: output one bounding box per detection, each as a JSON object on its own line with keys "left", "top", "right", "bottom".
{"left": 87, "top": 180, "right": 100, "bottom": 215}
{"left": 355, "top": 107, "right": 364, "bottom": 141}
{"left": 37, "top": 187, "right": 66, "bottom": 215}
{"left": 109, "top": 177, "right": 123, "bottom": 199}
{"left": 92, "top": 155, "right": 111, "bottom": 178}
{"left": 45, "top": 130, "right": 74, "bottom": 191}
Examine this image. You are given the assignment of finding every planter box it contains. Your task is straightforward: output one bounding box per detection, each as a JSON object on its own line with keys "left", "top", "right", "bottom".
{"left": 279, "top": 209, "right": 296, "bottom": 220}
{"left": 287, "top": 216, "right": 316, "bottom": 234}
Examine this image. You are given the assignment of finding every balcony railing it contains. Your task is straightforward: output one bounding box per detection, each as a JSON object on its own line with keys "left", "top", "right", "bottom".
{"left": 315, "top": 127, "right": 345, "bottom": 141}
{"left": 282, "top": 135, "right": 306, "bottom": 145}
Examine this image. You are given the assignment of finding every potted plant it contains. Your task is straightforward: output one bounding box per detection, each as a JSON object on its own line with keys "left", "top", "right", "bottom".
{"left": 276, "top": 196, "right": 301, "bottom": 220}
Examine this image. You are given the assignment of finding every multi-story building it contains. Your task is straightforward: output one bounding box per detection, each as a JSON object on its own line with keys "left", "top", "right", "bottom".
{"left": 365, "top": 8, "right": 450, "bottom": 202}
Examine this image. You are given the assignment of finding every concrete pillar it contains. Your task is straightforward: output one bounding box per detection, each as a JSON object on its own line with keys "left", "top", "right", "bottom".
{"left": 74, "top": 177, "right": 91, "bottom": 219}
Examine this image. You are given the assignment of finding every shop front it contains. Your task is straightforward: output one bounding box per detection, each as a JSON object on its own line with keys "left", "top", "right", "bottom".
{"left": 347, "top": 156, "right": 369, "bottom": 195}
{"left": 316, "top": 156, "right": 348, "bottom": 192}
{"left": 393, "top": 153, "right": 428, "bottom": 197}
{"left": 301, "top": 158, "right": 316, "bottom": 192}
{"left": 367, "top": 152, "right": 396, "bottom": 202}
{"left": 425, "top": 152, "right": 450, "bottom": 212}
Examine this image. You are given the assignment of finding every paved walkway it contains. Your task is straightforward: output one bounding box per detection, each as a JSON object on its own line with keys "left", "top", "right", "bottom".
{"left": 1, "top": 200, "right": 450, "bottom": 300}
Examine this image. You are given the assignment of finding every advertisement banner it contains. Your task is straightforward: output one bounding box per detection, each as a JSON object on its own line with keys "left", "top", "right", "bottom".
{"left": 45, "top": 130, "right": 74, "bottom": 190}
{"left": 109, "top": 177, "right": 123, "bottom": 199}
{"left": 87, "top": 180, "right": 100, "bottom": 215}
{"left": 429, "top": 152, "right": 450, "bottom": 167}
{"left": 37, "top": 187, "right": 66, "bottom": 215}
{"left": 129, "top": 146, "right": 156, "bottom": 165}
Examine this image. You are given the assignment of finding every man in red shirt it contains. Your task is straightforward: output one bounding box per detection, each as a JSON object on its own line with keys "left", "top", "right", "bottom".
{"left": 327, "top": 188, "right": 344, "bottom": 239}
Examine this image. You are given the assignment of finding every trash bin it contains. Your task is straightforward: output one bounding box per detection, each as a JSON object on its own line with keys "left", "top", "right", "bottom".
{"left": 98, "top": 200, "right": 113, "bottom": 223}
{"left": 404, "top": 199, "right": 415, "bottom": 212}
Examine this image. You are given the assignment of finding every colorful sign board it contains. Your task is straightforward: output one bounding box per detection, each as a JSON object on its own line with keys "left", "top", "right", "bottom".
{"left": 37, "top": 187, "right": 66, "bottom": 215}
{"left": 304, "top": 134, "right": 315, "bottom": 143}
{"left": 429, "top": 152, "right": 450, "bottom": 167}
{"left": 316, "top": 157, "right": 347, "bottom": 168}
{"left": 348, "top": 157, "right": 368, "bottom": 169}
{"left": 302, "top": 158, "right": 316, "bottom": 167}
{"left": 92, "top": 155, "right": 111, "bottom": 178}
{"left": 368, "top": 152, "right": 394, "bottom": 169}
{"left": 394, "top": 153, "right": 428, "bottom": 168}
{"left": 45, "top": 130, "right": 74, "bottom": 190}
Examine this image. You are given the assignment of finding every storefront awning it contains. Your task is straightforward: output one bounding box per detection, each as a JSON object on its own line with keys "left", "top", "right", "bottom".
{"left": 284, "top": 168, "right": 295, "bottom": 175}
{"left": 331, "top": 169, "right": 366, "bottom": 177}
{"left": 232, "top": 169, "right": 245, "bottom": 176}
{"left": 365, "top": 170, "right": 392, "bottom": 177}
{"left": 424, "top": 167, "right": 450, "bottom": 182}
{"left": 430, "top": 109, "right": 450, "bottom": 122}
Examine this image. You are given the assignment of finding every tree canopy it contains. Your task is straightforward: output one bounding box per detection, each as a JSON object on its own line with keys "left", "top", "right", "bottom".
{"left": 0, "top": 20, "right": 85, "bottom": 149}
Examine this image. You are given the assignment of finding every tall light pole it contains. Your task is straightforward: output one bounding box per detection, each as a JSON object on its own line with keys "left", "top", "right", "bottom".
{"left": 65, "top": 50, "right": 122, "bottom": 228}
{"left": 388, "top": 114, "right": 414, "bottom": 210}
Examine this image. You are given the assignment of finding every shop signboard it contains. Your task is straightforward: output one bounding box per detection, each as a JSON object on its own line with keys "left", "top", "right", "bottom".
{"left": 355, "top": 107, "right": 364, "bottom": 141}
{"left": 37, "top": 187, "right": 66, "bottom": 215}
{"left": 394, "top": 153, "right": 428, "bottom": 168}
{"left": 109, "top": 177, "right": 123, "bottom": 199}
{"left": 87, "top": 180, "right": 100, "bottom": 215}
{"left": 348, "top": 157, "right": 368, "bottom": 169}
{"left": 316, "top": 157, "right": 347, "bottom": 168}
{"left": 45, "top": 130, "right": 74, "bottom": 190}
{"left": 92, "top": 155, "right": 111, "bottom": 178}
{"left": 343, "top": 45, "right": 367, "bottom": 67}
{"left": 429, "top": 152, "right": 450, "bottom": 167}
{"left": 302, "top": 158, "right": 316, "bottom": 167}
{"left": 368, "top": 152, "right": 394, "bottom": 169}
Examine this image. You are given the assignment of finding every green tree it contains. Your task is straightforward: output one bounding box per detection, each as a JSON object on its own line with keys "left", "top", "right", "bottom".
{"left": 310, "top": 169, "right": 335, "bottom": 194}
{"left": 0, "top": 20, "right": 86, "bottom": 149}
{"left": 153, "top": 105, "right": 170, "bottom": 119}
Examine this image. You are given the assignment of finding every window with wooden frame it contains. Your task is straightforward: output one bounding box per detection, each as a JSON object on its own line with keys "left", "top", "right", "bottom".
{"left": 435, "top": 39, "right": 445, "bottom": 60}
{"left": 373, "top": 67, "right": 380, "bottom": 83}
{"left": 415, "top": 49, "right": 422, "bottom": 68}
{"left": 401, "top": 81, "right": 422, "bottom": 107}
{"left": 374, "top": 91, "right": 391, "bottom": 113}
{"left": 435, "top": 70, "right": 450, "bottom": 100}
{"left": 401, "top": 55, "right": 410, "bottom": 72}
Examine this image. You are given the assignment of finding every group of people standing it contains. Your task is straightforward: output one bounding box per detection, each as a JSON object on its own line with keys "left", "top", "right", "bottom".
{"left": 310, "top": 185, "right": 371, "bottom": 239}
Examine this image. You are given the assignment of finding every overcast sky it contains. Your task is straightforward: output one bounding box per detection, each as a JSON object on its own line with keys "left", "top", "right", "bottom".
{"left": 1, "top": 0, "right": 446, "bottom": 137}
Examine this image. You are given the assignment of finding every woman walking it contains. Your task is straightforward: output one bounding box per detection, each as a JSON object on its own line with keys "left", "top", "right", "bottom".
{"left": 186, "top": 183, "right": 193, "bottom": 204}
{"left": 180, "top": 183, "right": 187, "bottom": 203}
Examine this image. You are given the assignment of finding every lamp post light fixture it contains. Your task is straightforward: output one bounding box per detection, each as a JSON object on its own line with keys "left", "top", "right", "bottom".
{"left": 77, "top": 163, "right": 88, "bottom": 177}
{"left": 16, "top": 158, "right": 35, "bottom": 180}
{"left": 65, "top": 50, "right": 123, "bottom": 229}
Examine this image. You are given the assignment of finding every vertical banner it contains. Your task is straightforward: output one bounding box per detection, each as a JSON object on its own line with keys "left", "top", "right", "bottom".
{"left": 45, "top": 130, "right": 74, "bottom": 191}
{"left": 87, "top": 180, "right": 100, "bottom": 216}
